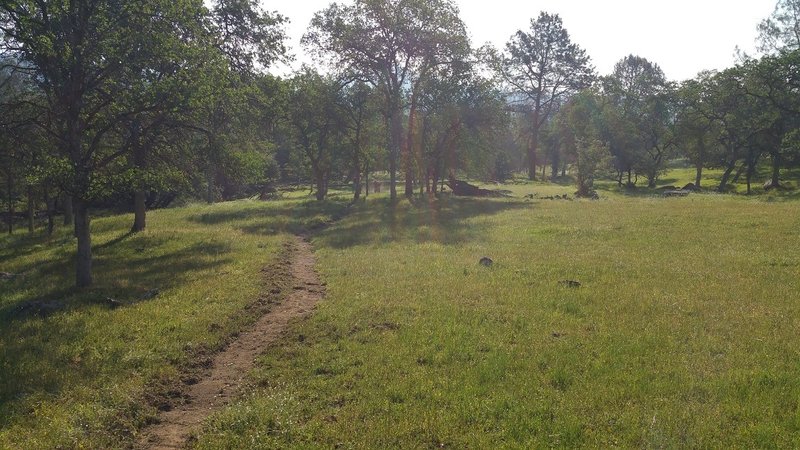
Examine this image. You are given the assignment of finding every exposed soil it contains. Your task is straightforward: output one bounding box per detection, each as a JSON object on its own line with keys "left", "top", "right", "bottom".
{"left": 136, "top": 235, "right": 324, "bottom": 449}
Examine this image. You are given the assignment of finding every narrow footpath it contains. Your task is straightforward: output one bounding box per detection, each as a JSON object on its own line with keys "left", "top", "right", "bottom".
{"left": 136, "top": 235, "right": 324, "bottom": 449}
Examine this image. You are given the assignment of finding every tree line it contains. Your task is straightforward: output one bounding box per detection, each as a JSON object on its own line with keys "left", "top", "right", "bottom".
{"left": 2, "top": 0, "right": 799, "bottom": 287}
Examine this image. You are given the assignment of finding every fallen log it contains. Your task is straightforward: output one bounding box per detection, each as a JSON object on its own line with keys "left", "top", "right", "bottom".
{"left": 447, "top": 180, "right": 505, "bottom": 197}
{"left": 662, "top": 189, "right": 690, "bottom": 197}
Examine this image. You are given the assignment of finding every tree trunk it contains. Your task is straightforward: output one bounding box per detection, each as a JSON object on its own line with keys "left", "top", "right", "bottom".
{"left": 131, "top": 190, "right": 146, "bottom": 233}
{"left": 717, "top": 160, "right": 737, "bottom": 192}
{"left": 746, "top": 172, "right": 752, "bottom": 195}
{"left": 131, "top": 123, "right": 147, "bottom": 233}
{"left": 74, "top": 198, "right": 93, "bottom": 287}
{"left": 63, "top": 193, "right": 74, "bottom": 227}
{"left": 771, "top": 152, "right": 781, "bottom": 188}
{"left": 6, "top": 170, "right": 13, "bottom": 235}
{"left": 388, "top": 103, "right": 403, "bottom": 202}
{"left": 27, "top": 185, "right": 34, "bottom": 233}
{"left": 746, "top": 153, "right": 760, "bottom": 195}
{"left": 324, "top": 169, "right": 330, "bottom": 198}
{"left": 695, "top": 165, "right": 703, "bottom": 188}
{"left": 528, "top": 112, "right": 540, "bottom": 180}
{"left": 314, "top": 169, "right": 327, "bottom": 201}
{"left": 404, "top": 90, "right": 419, "bottom": 198}
{"left": 46, "top": 189, "right": 55, "bottom": 236}
{"left": 206, "top": 169, "right": 215, "bottom": 204}
{"left": 551, "top": 154, "right": 559, "bottom": 180}
{"left": 353, "top": 170, "right": 361, "bottom": 201}
{"left": 365, "top": 163, "right": 370, "bottom": 197}
{"left": 432, "top": 163, "right": 440, "bottom": 195}
{"left": 425, "top": 168, "right": 432, "bottom": 194}
{"left": 731, "top": 163, "right": 746, "bottom": 184}
{"left": 528, "top": 137, "right": 537, "bottom": 181}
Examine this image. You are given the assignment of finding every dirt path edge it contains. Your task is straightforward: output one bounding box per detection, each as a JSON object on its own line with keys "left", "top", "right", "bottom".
{"left": 134, "top": 235, "right": 325, "bottom": 449}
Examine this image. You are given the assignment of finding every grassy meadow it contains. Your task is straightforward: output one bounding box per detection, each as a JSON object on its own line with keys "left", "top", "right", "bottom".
{"left": 197, "top": 186, "right": 800, "bottom": 448}
{"left": 0, "top": 195, "right": 347, "bottom": 449}
{"left": 1, "top": 174, "right": 800, "bottom": 448}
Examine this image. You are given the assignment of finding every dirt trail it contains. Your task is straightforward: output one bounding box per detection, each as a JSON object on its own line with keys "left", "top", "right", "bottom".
{"left": 137, "top": 236, "right": 324, "bottom": 449}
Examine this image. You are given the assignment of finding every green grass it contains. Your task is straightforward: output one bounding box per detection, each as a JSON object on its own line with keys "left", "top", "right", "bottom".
{"left": 193, "top": 191, "right": 800, "bottom": 448}
{"left": 0, "top": 194, "right": 349, "bottom": 449}
{"left": 3, "top": 180, "right": 800, "bottom": 448}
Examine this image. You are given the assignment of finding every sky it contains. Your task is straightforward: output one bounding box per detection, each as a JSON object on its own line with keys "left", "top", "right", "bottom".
{"left": 264, "top": 0, "right": 777, "bottom": 81}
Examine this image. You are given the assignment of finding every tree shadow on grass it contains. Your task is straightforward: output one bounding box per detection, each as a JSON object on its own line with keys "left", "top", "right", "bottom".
{"left": 0, "top": 230, "right": 75, "bottom": 268}
{"left": 0, "top": 237, "right": 233, "bottom": 423}
{"left": 189, "top": 198, "right": 353, "bottom": 236}
{"left": 314, "top": 195, "right": 532, "bottom": 249}
{"left": 547, "top": 175, "right": 576, "bottom": 186}
{"left": 186, "top": 195, "right": 532, "bottom": 249}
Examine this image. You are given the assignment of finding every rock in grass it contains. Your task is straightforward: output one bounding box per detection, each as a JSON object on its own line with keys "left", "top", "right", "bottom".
{"left": 683, "top": 182, "right": 699, "bottom": 191}
{"left": 140, "top": 289, "right": 160, "bottom": 300}
{"left": 105, "top": 297, "right": 124, "bottom": 309}
{"left": 559, "top": 280, "right": 581, "bottom": 288}
{"left": 479, "top": 257, "right": 493, "bottom": 267}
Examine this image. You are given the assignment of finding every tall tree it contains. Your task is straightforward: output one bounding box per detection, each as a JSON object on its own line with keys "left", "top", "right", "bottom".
{"left": 745, "top": 50, "right": 800, "bottom": 189}
{"left": 758, "top": 0, "right": 800, "bottom": 53}
{"left": 338, "top": 81, "right": 381, "bottom": 201}
{"left": 602, "top": 55, "right": 674, "bottom": 187}
{"left": 0, "top": 57, "right": 32, "bottom": 234}
{"left": 286, "top": 69, "right": 345, "bottom": 201}
{"left": 304, "top": 0, "right": 470, "bottom": 200}
{"left": 701, "top": 67, "right": 764, "bottom": 192}
{"left": 675, "top": 74, "right": 721, "bottom": 188}
{"left": 1, "top": 0, "right": 216, "bottom": 287}
{"left": 552, "top": 89, "right": 608, "bottom": 196}
{"left": 421, "top": 72, "right": 506, "bottom": 190}
{"left": 488, "top": 12, "right": 594, "bottom": 180}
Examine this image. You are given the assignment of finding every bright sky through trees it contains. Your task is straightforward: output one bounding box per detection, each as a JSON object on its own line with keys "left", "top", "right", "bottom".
{"left": 267, "top": 0, "right": 775, "bottom": 80}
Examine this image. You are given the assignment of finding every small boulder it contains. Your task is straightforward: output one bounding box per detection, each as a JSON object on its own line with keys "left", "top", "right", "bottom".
{"left": 104, "top": 297, "right": 124, "bottom": 309}
{"left": 479, "top": 257, "right": 494, "bottom": 267}
{"left": 140, "top": 289, "right": 160, "bottom": 300}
